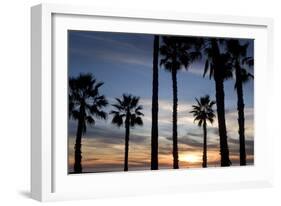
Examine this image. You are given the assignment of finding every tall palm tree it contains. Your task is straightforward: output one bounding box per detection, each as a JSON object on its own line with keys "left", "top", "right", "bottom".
{"left": 225, "top": 39, "right": 254, "bottom": 166}
{"left": 203, "top": 39, "right": 233, "bottom": 166}
{"left": 151, "top": 35, "right": 159, "bottom": 170}
{"left": 110, "top": 94, "right": 144, "bottom": 171}
{"left": 190, "top": 95, "right": 216, "bottom": 168}
{"left": 160, "top": 36, "right": 201, "bottom": 169}
{"left": 69, "top": 73, "right": 108, "bottom": 173}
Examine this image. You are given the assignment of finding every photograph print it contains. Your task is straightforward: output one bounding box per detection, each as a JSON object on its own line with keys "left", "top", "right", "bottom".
{"left": 68, "top": 30, "right": 254, "bottom": 174}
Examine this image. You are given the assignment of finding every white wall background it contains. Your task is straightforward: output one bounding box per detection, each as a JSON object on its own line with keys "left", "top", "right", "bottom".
{"left": 0, "top": 0, "right": 280, "bottom": 205}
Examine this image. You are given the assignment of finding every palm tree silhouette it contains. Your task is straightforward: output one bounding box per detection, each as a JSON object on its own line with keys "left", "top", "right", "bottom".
{"left": 110, "top": 94, "right": 144, "bottom": 171}
{"left": 203, "top": 39, "right": 232, "bottom": 166}
{"left": 69, "top": 73, "right": 108, "bottom": 173}
{"left": 151, "top": 35, "right": 159, "bottom": 170}
{"left": 160, "top": 36, "right": 201, "bottom": 169}
{"left": 190, "top": 95, "right": 216, "bottom": 168}
{"left": 225, "top": 39, "right": 254, "bottom": 166}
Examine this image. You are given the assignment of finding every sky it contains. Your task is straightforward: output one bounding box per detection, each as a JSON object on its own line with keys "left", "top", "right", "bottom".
{"left": 68, "top": 30, "right": 254, "bottom": 173}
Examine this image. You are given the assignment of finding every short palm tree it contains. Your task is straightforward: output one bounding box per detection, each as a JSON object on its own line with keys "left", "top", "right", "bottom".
{"left": 69, "top": 73, "right": 108, "bottom": 173}
{"left": 110, "top": 94, "right": 144, "bottom": 171}
{"left": 190, "top": 95, "right": 216, "bottom": 168}
{"left": 160, "top": 36, "right": 201, "bottom": 169}
{"left": 225, "top": 39, "right": 254, "bottom": 165}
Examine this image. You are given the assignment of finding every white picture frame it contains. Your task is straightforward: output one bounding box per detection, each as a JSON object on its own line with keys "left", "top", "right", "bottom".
{"left": 31, "top": 3, "right": 274, "bottom": 202}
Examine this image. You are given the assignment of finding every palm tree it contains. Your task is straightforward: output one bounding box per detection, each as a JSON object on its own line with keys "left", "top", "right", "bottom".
{"left": 151, "top": 35, "right": 159, "bottom": 170}
{"left": 160, "top": 36, "right": 201, "bottom": 169}
{"left": 203, "top": 39, "right": 233, "bottom": 166}
{"left": 225, "top": 39, "right": 254, "bottom": 166}
{"left": 110, "top": 94, "right": 144, "bottom": 171}
{"left": 69, "top": 73, "right": 108, "bottom": 173}
{"left": 190, "top": 95, "right": 216, "bottom": 168}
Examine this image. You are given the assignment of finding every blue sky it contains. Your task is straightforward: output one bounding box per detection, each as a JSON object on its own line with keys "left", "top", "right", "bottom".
{"left": 68, "top": 30, "right": 254, "bottom": 173}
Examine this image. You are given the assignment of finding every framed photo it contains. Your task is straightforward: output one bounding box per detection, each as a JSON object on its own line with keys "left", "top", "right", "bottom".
{"left": 31, "top": 3, "right": 274, "bottom": 201}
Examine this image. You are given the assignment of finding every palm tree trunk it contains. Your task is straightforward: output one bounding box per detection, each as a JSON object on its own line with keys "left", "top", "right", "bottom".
{"left": 171, "top": 68, "right": 179, "bottom": 169}
{"left": 211, "top": 39, "right": 231, "bottom": 167}
{"left": 74, "top": 113, "right": 83, "bottom": 173}
{"left": 202, "top": 120, "right": 207, "bottom": 168}
{"left": 235, "top": 62, "right": 246, "bottom": 165}
{"left": 151, "top": 35, "right": 159, "bottom": 170}
{"left": 215, "top": 77, "right": 231, "bottom": 166}
{"left": 124, "top": 114, "right": 130, "bottom": 171}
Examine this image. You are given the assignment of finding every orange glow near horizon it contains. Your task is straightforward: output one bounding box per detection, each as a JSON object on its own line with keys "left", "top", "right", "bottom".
{"left": 68, "top": 136, "right": 249, "bottom": 173}
{"left": 180, "top": 153, "right": 201, "bottom": 164}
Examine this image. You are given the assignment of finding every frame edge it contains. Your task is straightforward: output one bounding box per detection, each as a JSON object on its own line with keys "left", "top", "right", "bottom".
{"left": 31, "top": 4, "right": 43, "bottom": 201}
{"left": 30, "top": 3, "right": 275, "bottom": 201}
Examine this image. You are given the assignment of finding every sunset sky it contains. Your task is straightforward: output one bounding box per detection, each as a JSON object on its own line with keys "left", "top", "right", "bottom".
{"left": 68, "top": 30, "right": 254, "bottom": 173}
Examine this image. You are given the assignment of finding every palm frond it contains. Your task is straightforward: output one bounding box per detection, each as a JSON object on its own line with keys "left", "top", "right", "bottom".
{"left": 70, "top": 110, "right": 80, "bottom": 120}
{"left": 190, "top": 95, "right": 216, "bottom": 127}
{"left": 111, "top": 113, "right": 124, "bottom": 127}
{"left": 112, "top": 104, "right": 124, "bottom": 111}
{"left": 160, "top": 36, "right": 202, "bottom": 74}
{"left": 242, "top": 57, "right": 254, "bottom": 67}
{"left": 68, "top": 73, "right": 108, "bottom": 132}
{"left": 86, "top": 116, "right": 95, "bottom": 125}
{"left": 110, "top": 94, "right": 144, "bottom": 130}
{"left": 203, "top": 59, "right": 209, "bottom": 77}
{"left": 209, "top": 63, "right": 215, "bottom": 80}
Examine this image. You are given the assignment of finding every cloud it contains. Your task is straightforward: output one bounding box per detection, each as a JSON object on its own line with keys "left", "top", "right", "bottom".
{"left": 68, "top": 96, "right": 254, "bottom": 172}
{"left": 69, "top": 122, "right": 149, "bottom": 145}
{"left": 71, "top": 32, "right": 149, "bottom": 53}
{"left": 70, "top": 31, "right": 215, "bottom": 78}
{"left": 70, "top": 32, "right": 153, "bottom": 68}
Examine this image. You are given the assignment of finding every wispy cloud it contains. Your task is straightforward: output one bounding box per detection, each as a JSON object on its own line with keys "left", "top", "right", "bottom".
{"left": 71, "top": 32, "right": 149, "bottom": 53}
{"left": 69, "top": 97, "right": 254, "bottom": 172}
{"left": 70, "top": 32, "right": 212, "bottom": 77}
{"left": 68, "top": 31, "right": 254, "bottom": 172}
{"left": 70, "top": 32, "right": 153, "bottom": 68}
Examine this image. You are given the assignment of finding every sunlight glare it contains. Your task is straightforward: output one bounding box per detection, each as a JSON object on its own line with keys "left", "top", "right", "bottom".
{"left": 180, "top": 154, "right": 200, "bottom": 163}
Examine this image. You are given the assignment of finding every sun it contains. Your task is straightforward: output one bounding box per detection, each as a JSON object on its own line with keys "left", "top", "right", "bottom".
{"left": 180, "top": 154, "right": 200, "bottom": 163}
